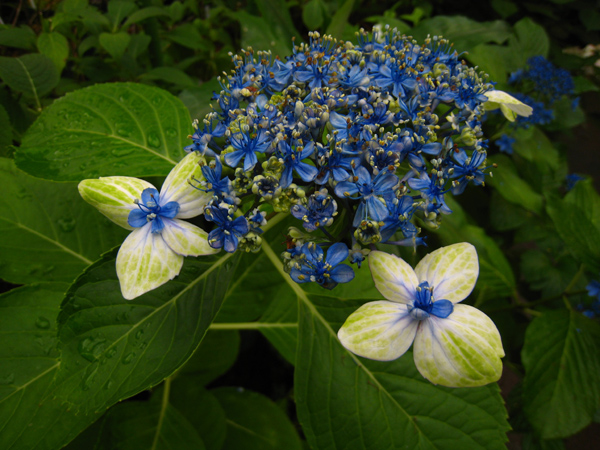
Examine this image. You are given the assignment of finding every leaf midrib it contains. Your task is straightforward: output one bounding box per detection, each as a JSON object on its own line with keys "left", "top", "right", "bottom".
{"left": 260, "top": 240, "right": 435, "bottom": 448}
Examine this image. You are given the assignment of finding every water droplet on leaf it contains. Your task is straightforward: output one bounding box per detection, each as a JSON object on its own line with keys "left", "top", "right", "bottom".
{"left": 122, "top": 352, "right": 136, "bottom": 365}
{"left": 0, "top": 373, "right": 15, "bottom": 385}
{"left": 135, "top": 329, "right": 144, "bottom": 340}
{"left": 35, "top": 317, "right": 50, "bottom": 329}
{"left": 111, "top": 148, "right": 134, "bottom": 157}
{"left": 58, "top": 218, "right": 76, "bottom": 232}
{"left": 147, "top": 133, "right": 160, "bottom": 148}
{"left": 78, "top": 337, "right": 107, "bottom": 362}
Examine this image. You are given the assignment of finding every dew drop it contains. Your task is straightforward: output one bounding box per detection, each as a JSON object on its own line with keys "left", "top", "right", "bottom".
{"left": 57, "top": 218, "right": 76, "bottom": 232}
{"left": 78, "top": 337, "right": 107, "bottom": 362}
{"left": 105, "top": 348, "right": 117, "bottom": 359}
{"left": 16, "top": 189, "right": 32, "bottom": 200}
{"left": 111, "top": 147, "right": 135, "bottom": 157}
{"left": 0, "top": 373, "right": 15, "bottom": 385}
{"left": 147, "top": 133, "right": 160, "bottom": 148}
{"left": 165, "top": 127, "right": 177, "bottom": 138}
{"left": 81, "top": 366, "right": 98, "bottom": 391}
{"left": 122, "top": 352, "right": 136, "bottom": 365}
{"left": 104, "top": 380, "right": 113, "bottom": 390}
{"left": 135, "top": 329, "right": 144, "bottom": 340}
{"left": 151, "top": 96, "right": 163, "bottom": 106}
{"left": 35, "top": 316, "right": 50, "bottom": 329}
{"left": 116, "top": 128, "right": 131, "bottom": 137}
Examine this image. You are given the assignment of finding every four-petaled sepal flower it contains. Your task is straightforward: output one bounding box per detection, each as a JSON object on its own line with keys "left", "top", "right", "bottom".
{"left": 337, "top": 243, "right": 504, "bottom": 387}
{"left": 78, "top": 152, "right": 218, "bottom": 300}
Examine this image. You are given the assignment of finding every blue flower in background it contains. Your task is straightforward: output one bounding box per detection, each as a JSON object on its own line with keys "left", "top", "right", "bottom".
{"left": 495, "top": 134, "right": 515, "bottom": 154}
{"left": 205, "top": 204, "right": 250, "bottom": 253}
{"left": 225, "top": 128, "right": 272, "bottom": 171}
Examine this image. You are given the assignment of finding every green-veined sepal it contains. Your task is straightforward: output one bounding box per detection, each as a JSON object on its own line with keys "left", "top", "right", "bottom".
{"left": 483, "top": 90, "right": 533, "bottom": 122}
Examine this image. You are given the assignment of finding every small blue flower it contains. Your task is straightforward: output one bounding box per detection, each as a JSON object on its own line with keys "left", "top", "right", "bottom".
{"left": 334, "top": 166, "right": 399, "bottom": 226}
{"left": 128, "top": 188, "right": 180, "bottom": 234}
{"left": 277, "top": 141, "right": 319, "bottom": 188}
{"left": 225, "top": 128, "right": 271, "bottom": 171}
{"left": 205, "top": 205, "right": 250, "bottom": 253}
{"left": 291, "top": 188, "right": 338, "bottom": 231}
{"left": 566, "top": 173, "right": 585, "bottom": 191}
{"left": 290, "top": 242, "right": 355, "bottom": 289}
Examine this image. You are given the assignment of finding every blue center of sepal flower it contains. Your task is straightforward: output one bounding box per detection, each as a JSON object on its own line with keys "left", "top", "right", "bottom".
{"left": 408, "top": 281, "right": 454, "bottom": 320}
{"left": 128, "top": 188, "right": 180, "bottom": 234}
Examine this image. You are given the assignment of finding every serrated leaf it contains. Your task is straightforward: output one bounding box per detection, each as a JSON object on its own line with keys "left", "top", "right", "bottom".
{"left": 99, "top": 32, "right": 131, "bottom": 59}
{"left": 0, "top": 158, "right": 128, "bottom": 284}
{"left": 0, "top": 54, "right": 59, "bottom": 109}
{"left": 53, "top": 249, "right": 238, "bottom": 415}
{"left": 565, "top": 178, "right": 600, "bottom": 228}
{"left": 37, "top": 31, "right": 70, "bottom": 73}
{"left": 16, "top": 82, "right": 191, "bottom": 181}
{"left": 212, "top": 387, "right": 303, "bottom": 450}
{"left": 546, "top": 196, "right": 600, "bottom": 272}
{"left": 488, "top": 154, "right": 544, "bottom": 213}
{"left": 522, "top": 310, "right": 600, "bottom": 438}
{"left": 411, "top": 16, "right": 511, "bottom": 50}
{"left": 259, "top": 240, "right": 509, "bottom": 449}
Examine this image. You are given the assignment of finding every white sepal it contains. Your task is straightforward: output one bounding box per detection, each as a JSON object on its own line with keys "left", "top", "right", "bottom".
{"left": 368, "top": 251, "right": 419, "bottom": 304}
{"left": 414, "top": 243, "right": 478, "bottom": 304}
{"left": 159, "top": 151, "right": 212, "bottom": 218}
{"left": 483, "top": 90, "right": 533, "bottom": 121}
{"left": 161, "top": 218, "right": 219, "bottom": 257}
{"left": 116, "top": 226, "right": 183, "bottom": 300}
{"left": 78, "top": 176, "right": 154, "bottom": 230}
{"left": 413, "top": 304, "right": 504, "bottom": 387}
{"left": 338, "top": 301, "right": 418, "bottom": 361}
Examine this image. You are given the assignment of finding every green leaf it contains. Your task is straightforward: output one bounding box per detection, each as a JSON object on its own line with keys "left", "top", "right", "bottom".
{"left": 126, "top": 33, "right": 151, "bottom": 60}
{"left": 507, "top": 18, "right": 550, "bottom": 67}
{"left": 326, "top": 0, "right": 354, "bottom": 38}
{"left": 573, "top": 76, "right": 599, "bottom": 94}
{"left": 564, "top": 178, "right": 600, "bottom": 228}
{"left": 488, "top": 154, "right": 544, "bottom": 213}
{"left": 519, "top": 249, "right": 579, "bottom": 298}
{"left": 53, "top": 249, "right": 238, "bottom": 415}
{"left": 0, "top": 104, "right": 12, "bottom": 156}
{"left": 99, "top": 32, "right": 131, "bottom": 59}
{"left": 0, "top": 54, "right": 59, "bottom": 108}
{"left": 16, "top": 82, "right": 191, "bottom": 181}
{"left": 512, "top": 127, "right": 560, "bottom": 171}
{"left": 255, "top": 0, "right": 301, "bottom": 44}
{"left": 232, "top": 11, "right": 291, "bottom": 58}
{"left": 259, "top": 241, "right": 510, "bottom": 449}
{"left": 0, "top": 158, "right": 128, "bottom": 284}
{"left": 522, "top": 310, "right": 600, "bottom": 439}
{"left": 140, "top": 67, "right": 196, "bottom": 88}
{"left": 0, "top": 25, "right": 36, "bottom": 50}
{"left": 178, "top": 330, "right": 240, "bottom": 385}
{"left": 122, "top": 6, "right": 169, "bottom": 28}
{"left": 466, "top": 44, "right": 508, "bottom": 84}
{"left": 166, "top": 23, "right": 209, "bottom": 51}
{"left": 303, "top": 0, "right": 325, "bottom": 29}
{"left": 546, "top": 196, "right": 600, "bottom": 272}
{"left": 106, "top": 0, "right": 138, "bottom": 31}
{"left": 411, "top": 16, "right": 511, "bottom": 51}
{"left": 178, "top": 79, "right": 221, "bottom": 121}
{"left": 257, "top": 284, "right": 298, "bottom": 364}
{"left": 0, "top": 282, "right": 93, "bottom": 450}
{"left": 580, "top": 8, "right": 600, "bottom": 31}
{"left": 212, "top": 387, "right": 303, "bottom": 450}
{"left": 37, "top": 31, "right": 70, "bottom": 73}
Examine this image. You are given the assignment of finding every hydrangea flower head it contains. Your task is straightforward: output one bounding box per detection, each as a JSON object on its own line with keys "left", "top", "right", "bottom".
{"left": 338, "top": 243, "right": 504, "bottom": 387}
{"left": 78, "top": 152, "right": 218, "bottom": 299}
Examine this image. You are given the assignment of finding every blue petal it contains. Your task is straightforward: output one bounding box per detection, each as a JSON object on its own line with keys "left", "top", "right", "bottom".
{"left": 150, "top": 215, "right": 165, "bottom": 234}
{"left": 128, "top": 209, "right": 148, "bottom": 228}
{"left": 141, "top": 188, "right": 160, "bottom": 207}
{"left": 330, "top": 264, "right": 355, "bottom": 284}
{"left": 208, "top": 229, "right": 224, "bottom": 249}
{"left": 430, "top": 300, "right": 454, "bottom": 319}
{"left": 295, "top": 162, "right": 319, "bottom": 183}
{"left": 334, "top": 181, "right": 358, "bottom": 198}
{"left": 290, "top": 267, "right": 310, "bottom": 283}
{"left": 231, "top": 216, "right": 249, "bottom": 235}
{"left": 366, "top": 196, "right": 388, "bottom": 221}
{"left": 160, "top": 201, "right": 180, "bottom": 219}
{"left": 243, "top": 151, "right": 258, "bottom": 171}
{"left": 224, "top": 233, "right": 239, "bottom": 253}
{"left": 326, "top": 242, "right": 349, "bottom": 266}
{"left": 224, "top": 150, "right": 245, "bottom": 168}
{"left": 280, "top": 166, "right": 293, "bottom": 189}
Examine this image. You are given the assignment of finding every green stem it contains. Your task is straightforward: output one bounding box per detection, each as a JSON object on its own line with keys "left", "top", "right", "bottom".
{"left": 150, "top": 376, "right": 171, "bottom": 450}
{"left": 261, "top": 211, "right": 287, "bottom": 233}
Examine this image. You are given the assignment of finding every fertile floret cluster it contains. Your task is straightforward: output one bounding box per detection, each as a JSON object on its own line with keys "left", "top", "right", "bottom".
{"left": 184, "top": 28, "right": 503, "bottom": 288}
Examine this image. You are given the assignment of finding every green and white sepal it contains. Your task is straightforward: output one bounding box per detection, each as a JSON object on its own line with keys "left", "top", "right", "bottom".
{"left": 78, "top": 151, "right": 216, "bottom": 300}
{"left": 483, "top": 90, "right": 533, "bottom": 122}
{"left": 338, "top": 243, "right": 505, "bottom": 388}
